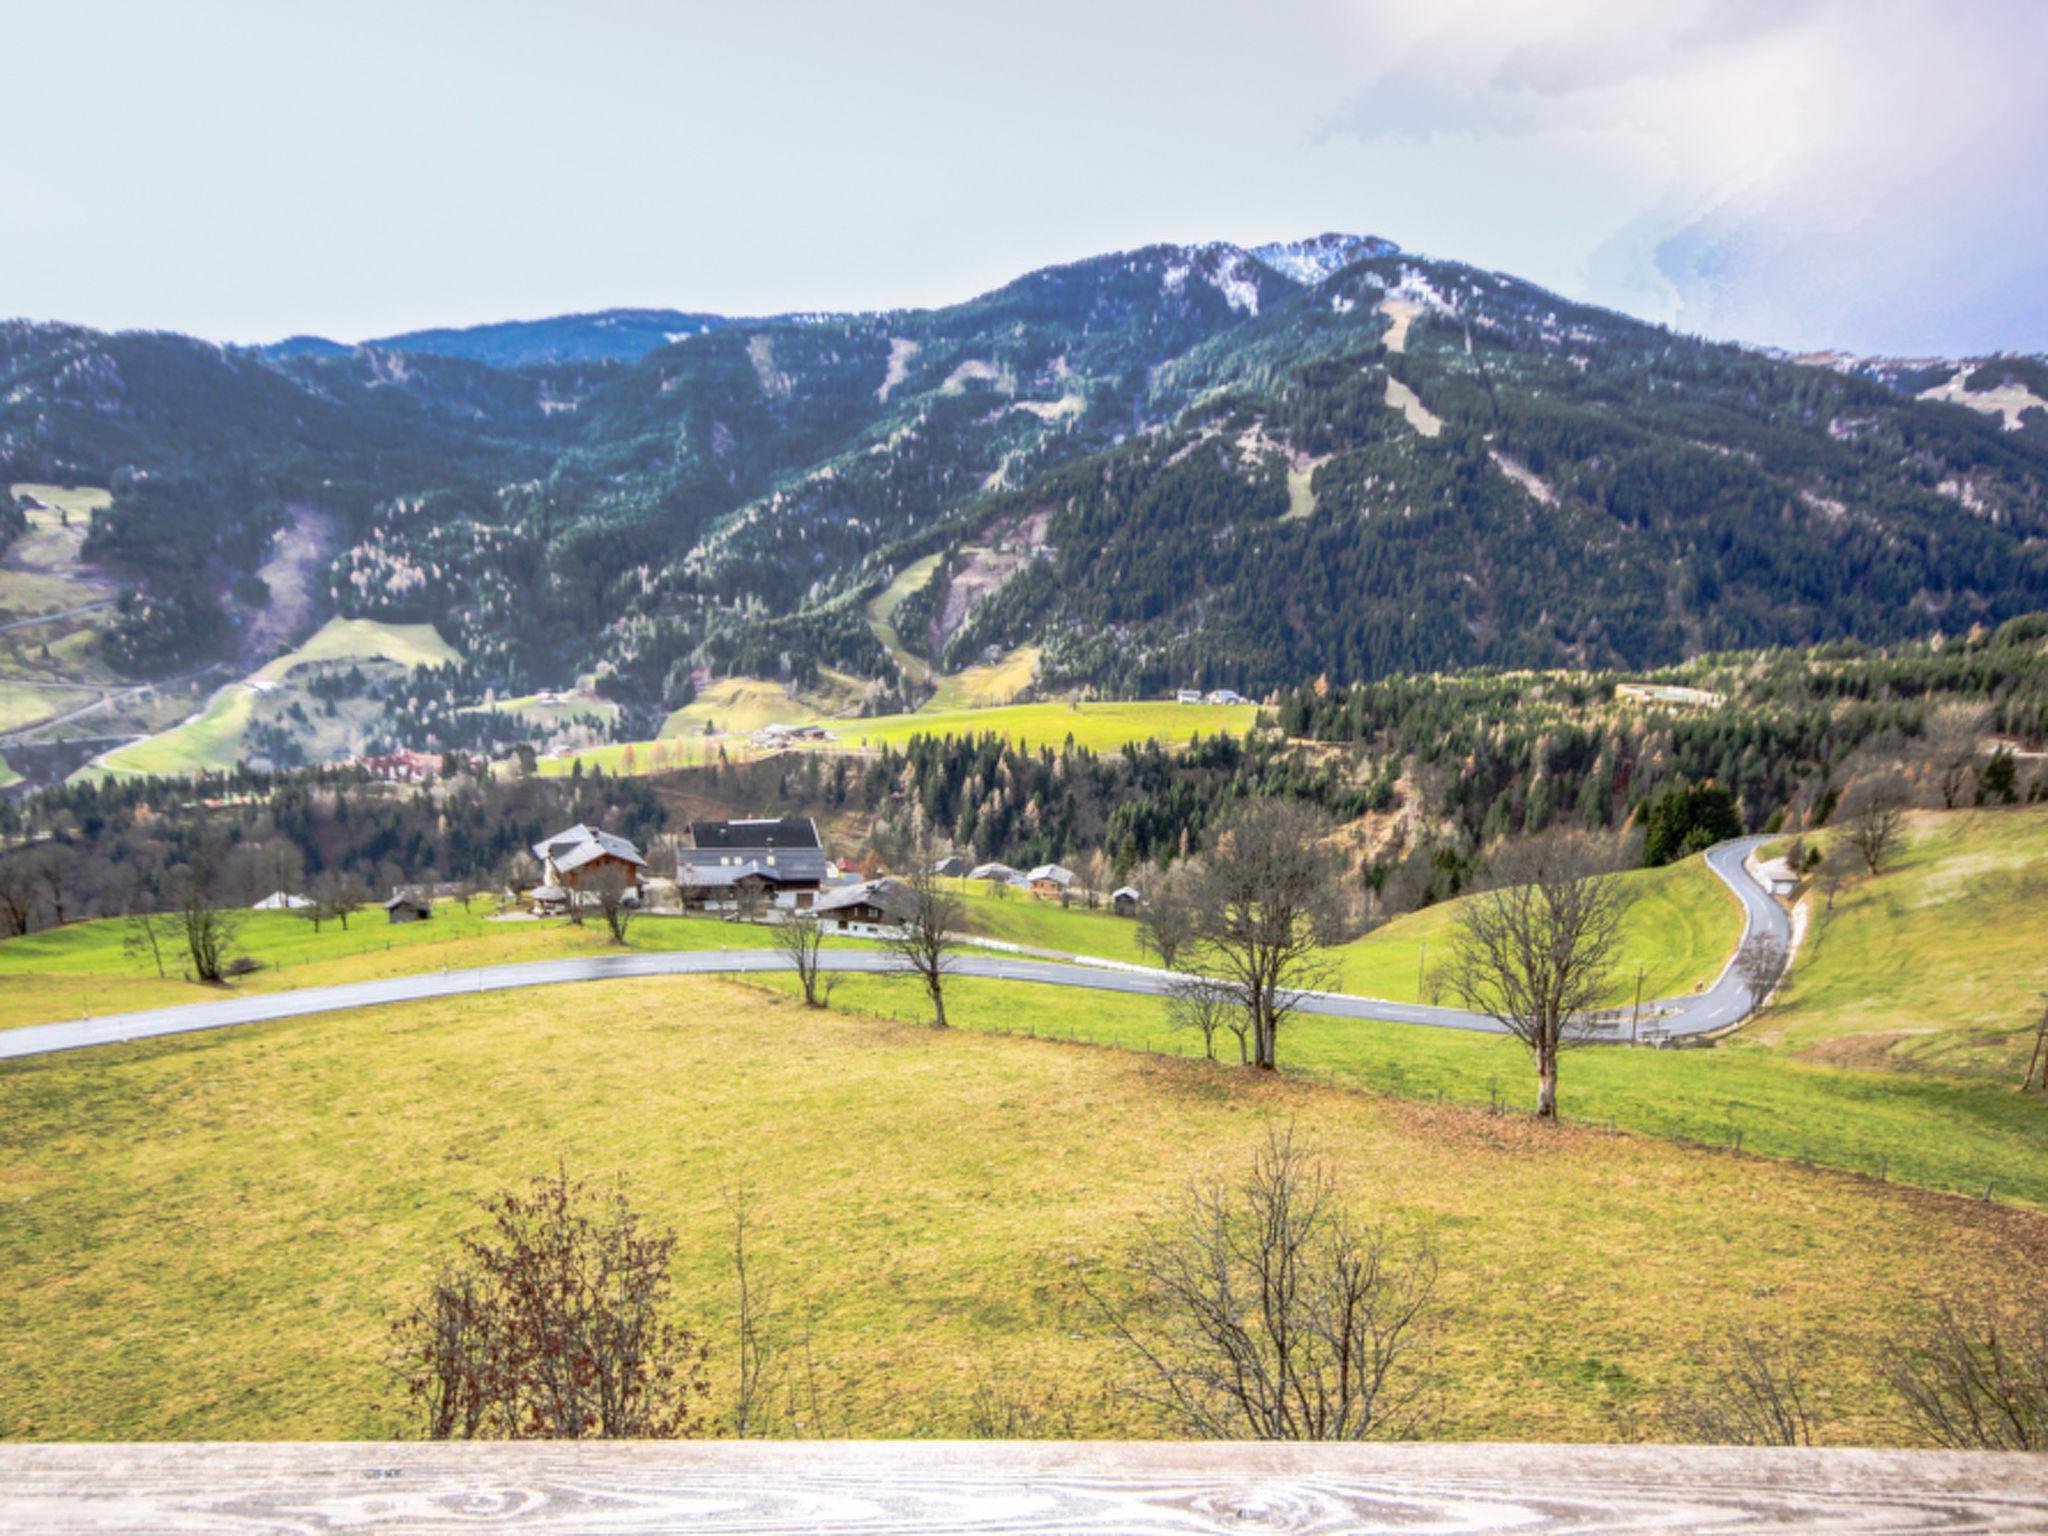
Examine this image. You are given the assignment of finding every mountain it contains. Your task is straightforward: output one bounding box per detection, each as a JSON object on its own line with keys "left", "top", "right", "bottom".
{"left": 1249, "top": 232, "right": 1402, "bottom": 284}
{"left": 4, "top": 236, "right": 2047, "bottom": 729}
{"left": 257, "top": 308, "right": 741, "bottom": 368}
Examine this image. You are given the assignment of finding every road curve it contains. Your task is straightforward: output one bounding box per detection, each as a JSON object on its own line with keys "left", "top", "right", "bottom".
{"left": 0, "top": 838, "right": 1783, "bottom": 1063}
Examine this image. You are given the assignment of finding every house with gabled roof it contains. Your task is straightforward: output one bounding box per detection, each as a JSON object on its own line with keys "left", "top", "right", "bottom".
{"left": 530, "top": 823, "right": 648, "bottom": 912}
{"left": 676, "top": 816, "right": 832, "bottom": 913}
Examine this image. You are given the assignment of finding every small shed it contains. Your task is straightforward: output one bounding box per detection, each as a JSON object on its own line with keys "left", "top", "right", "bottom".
{"left": 1111, "top": 885, "right": 1142, "bottom": 917}
{"left": 931, "top": 856, "right": 967, "bottom": 879}
{"left": 383, "top": 890, "right": 433, "bottom": 924}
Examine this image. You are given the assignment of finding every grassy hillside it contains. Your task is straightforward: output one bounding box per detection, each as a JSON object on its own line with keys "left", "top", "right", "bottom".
{"left": 95, "top": 618, "right": 461, "bottom": 777}
{"left": 537, "top": 700, "right": 1259, "bottom": 777}
{"left": 4, "top": 975, "right": 2040, "bottom": 1441}
{"left": 1764, "top": 807, "right": 2048, "bottom": 1081}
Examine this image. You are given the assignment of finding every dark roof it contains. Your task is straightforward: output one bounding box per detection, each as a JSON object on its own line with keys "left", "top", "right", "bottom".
{"left": 383, "top": 890, "right": 432, "bottom": 911}
{"left": 812, "top": 877, "right": 918, "bottom": 922}
{"left": 677, "top": 845, "right": 831, "bottom": 885}
{"left": 688, "top": 817, "right": 821, "bottom": 852}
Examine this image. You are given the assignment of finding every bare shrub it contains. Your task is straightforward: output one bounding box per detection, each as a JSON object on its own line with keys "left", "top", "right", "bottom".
{"left": 1659, "top": 1328, "right": 1818, "bottom": 1446}
{"left": 1887, "top": 1300, "right": 2048, "bottom": 1449}
{"left": 1085, "top": 1127, "right": 1437, "bottom": 1440}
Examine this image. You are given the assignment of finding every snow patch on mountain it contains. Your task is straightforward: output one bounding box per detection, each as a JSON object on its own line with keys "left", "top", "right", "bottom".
{"left": 1250, "top": 233, "right": 1400, "bottom": 285}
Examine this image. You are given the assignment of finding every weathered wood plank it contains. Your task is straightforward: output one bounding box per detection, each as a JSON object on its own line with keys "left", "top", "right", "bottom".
{"left": 0, "top": 1442, "right": 2043, "bottom": 1534}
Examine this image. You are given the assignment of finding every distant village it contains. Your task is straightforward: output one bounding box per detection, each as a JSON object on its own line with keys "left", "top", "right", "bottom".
{"left": 313, "top": 814, "right": 1141, "bottom": 936}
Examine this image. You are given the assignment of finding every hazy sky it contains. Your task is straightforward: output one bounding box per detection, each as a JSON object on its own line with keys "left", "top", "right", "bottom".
{"left": 6, "top": 0, "right": 2042, "bottom": 355}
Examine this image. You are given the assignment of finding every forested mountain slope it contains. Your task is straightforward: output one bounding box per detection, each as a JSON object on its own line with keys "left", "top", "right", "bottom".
{"left": 4, "top": 236, "right": 2046, "bottom": 724}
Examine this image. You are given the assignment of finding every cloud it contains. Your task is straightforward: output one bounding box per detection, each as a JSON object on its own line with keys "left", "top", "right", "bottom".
{"left": 1329, "top": 0, "right": 2048, "bottom": 353}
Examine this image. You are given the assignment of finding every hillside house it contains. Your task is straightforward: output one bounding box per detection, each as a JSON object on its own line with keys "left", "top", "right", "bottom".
{"left": 812, "top": 877, "right": 917, "bottom": 935}
{"left": 530, "top": 824, "right": 649, "bottom": 913}
{"left": 969, "top": 861, "right": 1023, "bottom": 885}
{"left": 1026, "top": 863, "right": 1075, "bottom": 899}
{"left": 1111, "top": 885, "right": 1142, "bottom": 917}
{"left": 931, "top": 855, "right": 967, "bottom": 878}
{"left": 676, "top": 816, "right": 831, "bottom": 913}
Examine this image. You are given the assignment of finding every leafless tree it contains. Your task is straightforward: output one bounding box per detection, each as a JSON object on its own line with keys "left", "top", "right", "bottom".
{"left": 730, "top": 879, "right": 769, "bottom": 925}
{"left": 2022, "top": 995, "right": 2048, "bottom": 1094}
{"left": 122, "top": 902, "right": 172, "bottom": 979}
{"left": 1084, "top": 1127, "right": 1438, "bottom": 1440}
{"left": 1843, "top": 778, "right": 1909, "bottom": 876}
{"left": 1136, "top": 864, "right": 1198, "bottom": 971}
{"left": 1165, "top": 971, "right": 1239, "bottom": 1062}
{"left": 389, "top": 1166, "right": 710, "bottom": 1440}
{"left": 27, "top": 844, "right": 76, "bottom": 926}
{"left": 1817, "top": 852, "right": 1851, "bottom": 915}
{"left": 1659, "top": 1328, "right": 1818, "bottom": 1446}
{"left": 886, "top": 856, "right": 961, "bottom": 1028}
{"left": 585, "top": 865, "right": 637, "bottom": 944}
{"left": 166, "top": 863, "right": 241, "bottom": 984}
{"left": 315, "top": 870, "right": 372, "bottom": 931}
{"left": 723, "top": 1174, "right": 779, "bottom": 1438}
{"left": 1928, "top": 705, "right": 1987, "bottom": 810}
{"left": 772, "top": 911, "right": 831, "bottom": 1007}
{"left": 1886, "top": 1298, "right": 2048, "bottom": 1450}
{"left": 1184, "top": 799, "right": 1343, "bottom": 1071}
{"left": 1735, "top": 933, "right": 1787, "bottom": 1013}
{"left": 1447, "top": 839, "right": 1630, "bottom": 1118}
{"left": 0, "top": 855, "right": 41, "bottom": 936}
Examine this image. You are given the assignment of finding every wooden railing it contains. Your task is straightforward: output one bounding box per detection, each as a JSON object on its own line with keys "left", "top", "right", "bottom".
{"left": 2, "top": 1441, "right": 2044, "bottom": 1532}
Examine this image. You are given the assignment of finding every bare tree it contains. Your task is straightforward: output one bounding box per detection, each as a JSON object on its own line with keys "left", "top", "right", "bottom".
{"left": 1084, "top": 1128, "right": 1438, "bottom": 1440}
{"left": 1659, "top": 1328, "right": 1818, "bottom": 1446}
{"left": 1184, "top": 799, "right": 1343, "bottom": 1071}
{"left": 1136, "top": 865, "right": 1198, "bottom": 971}
{"left": 585, "top": 865, "right": 637, "bottom": 944}
{"left": 723, "top": 1174, "right": 779, "bottom": 1438}
{"left": 122, "top": 903, "right": 172, "bottom": 979}
{"left": 315, "top": 870, "right": 372, "bottom": 931}
{"left": 1887, "top": 1299, "right": 2048, "bottom": 1450}
{"left": 772, "top": 911, "right": 831, "bottom": 1007}
{"left": 730, "top": 878, "right": 769, "bottom": 926}
{"left": 0, "top": 857, "right": 36, "bottom": 937}
{"left": 1735, "top": 933, "right": 1787, "bottom": 1014}
{"left": 1843, "top": 778, "right": 1909, "bottom": 876}
{"left": 1817, "top": 852, "right": 1851, "bottom": 914}
{"left": 886, "top": 856, "right": 961, "bottom": 1028}
{"left": 1929, "top": 706, "right": 1986, "bottom": 811}
{"left": 1165, "top": 971, "right": 1238, "bottom": 1062}
{"left": 389, "top": 1166, "right": 710, "bottom": 1440}
{"left": 2023, "top": 995, "right": 2048, "bottom": 1094}
{"left": 1447, "top": 840, "right": 1630, "bottom": 1118}
{"left": 28, "top": 844, "right": 76, "bottom": 926}
{"left": 166, "top": 864, "right": 241, "bottom": 984}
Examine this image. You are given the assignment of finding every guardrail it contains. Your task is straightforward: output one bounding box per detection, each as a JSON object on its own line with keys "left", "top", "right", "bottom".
{"left": 2, "top": 1442, "right": 2042, "bottom": 1532}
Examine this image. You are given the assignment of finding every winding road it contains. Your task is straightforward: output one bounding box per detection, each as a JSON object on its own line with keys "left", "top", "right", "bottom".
{"left": 0, "top": 839, "right": 1785, "bottom": 1064}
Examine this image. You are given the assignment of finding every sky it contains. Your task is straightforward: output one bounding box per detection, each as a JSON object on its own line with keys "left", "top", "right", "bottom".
{"left": 5, "top": 0, "right": 2043, "bottom": 356}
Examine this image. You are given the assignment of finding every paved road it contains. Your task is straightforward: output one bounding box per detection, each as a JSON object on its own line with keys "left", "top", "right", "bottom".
{"left": 0, "top": 838, "right": 1782, "bottom": 1063}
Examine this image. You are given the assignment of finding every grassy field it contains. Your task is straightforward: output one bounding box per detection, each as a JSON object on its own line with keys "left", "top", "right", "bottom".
{"left": 1763, "top": 806, "right": 2048, "bottom": 1081}
{"left": 96, "top": 619, "right": 461, "bottom": 777}
{"left": 4, "top": 975, "right": 2042, "bottom": 1442}
{"left": 866, "top": 554, "right": 941, "bottom": 682}
{"left": 538, "top": 700, "right": 1261, "bottom": 777}
{"left": 811, "top": 700, "right": 1258, "bottom": 754}
{"left": 659, "top": 676, "right": 809, "bottom": 737}
{"left": 924, "top": 645, "right": 1040, "bottom": 710}
{"left": 0, "top": 906, "right": 861, "bottom": 1031}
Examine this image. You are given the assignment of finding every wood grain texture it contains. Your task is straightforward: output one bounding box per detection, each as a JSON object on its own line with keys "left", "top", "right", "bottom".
{"left": 1, "top": 1442, "right": 2043, "bottom": 1534}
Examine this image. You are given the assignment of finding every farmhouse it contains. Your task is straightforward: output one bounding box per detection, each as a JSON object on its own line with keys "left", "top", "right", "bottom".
{"left": 969, "top": 860, "right": 1023, "bottom": 884}
{"left": 812, "top": 877, "right": 917, "bottom": 934}
{"left": 676, "top": 816, "right": 832, "bottom": 912}
{"left": 1026, "top": 863, "right": 1075, "bottom": 899}
{"left": 530, "top": 823, "right": 649, "bottom": 912}
{"left": 931, "top": 855, "right": 967, "bottom": 878}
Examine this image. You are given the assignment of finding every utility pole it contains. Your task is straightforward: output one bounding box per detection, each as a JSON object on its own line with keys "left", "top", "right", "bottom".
{"left": 1631, "top": 963, "right": 1645, "bottom": 1046}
